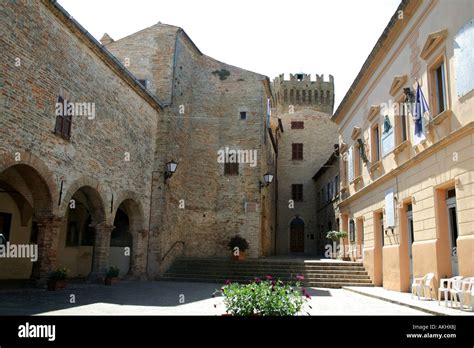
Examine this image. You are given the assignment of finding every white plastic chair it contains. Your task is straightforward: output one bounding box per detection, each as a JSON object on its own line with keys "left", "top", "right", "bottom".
{"left": 411, "top": 273, "right": 435, "bottom": 300}
{"left": 438, "top": 276, "right": 463, "bottom": 306}
{"left": 457, "top": 277, "right": 474, "bottom": 311}
{"left": 449, "top": 276, "right": 467, "bottom": 308}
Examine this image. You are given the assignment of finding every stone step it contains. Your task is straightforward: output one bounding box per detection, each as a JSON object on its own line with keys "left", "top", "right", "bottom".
{"left": 160, "top": 277, "right": 374, "bottom": 288}
{"left": 168, "top": 266, "right": 368, "bottom": 273}
{"left": 173, "top": 260, "right": 364, "bottom": 268}
{"left": 162, "top": 273, "right": 373, "bottom": 282}
{"left": 165, "top": 271, "right": 371, "bottom": 279}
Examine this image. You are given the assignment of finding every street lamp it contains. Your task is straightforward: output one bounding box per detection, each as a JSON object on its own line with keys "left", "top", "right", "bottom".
{"left": 259, "top": 172, "right": 274, "bottom": 192}
{"left": 165, "top": 160, "right": 178, "bottom": 183}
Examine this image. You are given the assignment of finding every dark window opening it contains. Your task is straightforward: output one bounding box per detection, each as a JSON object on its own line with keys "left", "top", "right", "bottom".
{"left": 296, "top": 74, "right": 303, "bottom": 81}
{"left": 137, "top": 79, "right": 148, "bottom": 88}
{"left": 292, "top": 184, "right": 303, "bottom": 202}
{"left": 54, "top": 95, "right": 72, "bottom": 139}
{"left": 291, "top": 121, "right": 304, "bottom": 129}
{"left": 224, "top": 162, "right": 239, "bottom": 176}
{"left": 0, "top": 212, "right": 12, "bottom": 243}
{"left": 292, "top": 143, "right": 303, "bottom": 160}
{"left": 240, "top": 111, "right": 247, "bottom": 120}
{"left": 434, "top": 64, "right": 446, "bottom": 114}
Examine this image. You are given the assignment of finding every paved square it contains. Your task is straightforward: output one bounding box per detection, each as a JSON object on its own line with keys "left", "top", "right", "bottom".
{"left": 0, "top": 281, "right": 428, "bottom": 316}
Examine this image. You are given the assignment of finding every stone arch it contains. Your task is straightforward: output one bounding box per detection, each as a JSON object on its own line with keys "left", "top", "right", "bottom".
{"left": 314, "top": 90, "right": 319, "bottom": 104}
{"left": 0, "top": 151, "right": 57, "bottom": 216}
{"left": 111, "top": 192, "right": 147, "bottom": 278}
{"left": 0, "top": 160, "right": 59, "bottom": 280}
{"left": 308, "top": 90, "right": 312, "bottom": 104}
{"left": 59, "top": 176, "right": 108, "bottom": 223}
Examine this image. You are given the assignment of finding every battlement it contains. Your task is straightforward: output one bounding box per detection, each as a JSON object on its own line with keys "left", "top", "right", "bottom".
{"left": 272, "top": 72, "right": 335, "bottom": 114}
{"left": 275, "top": 73, "right": 334, "bottom": 84}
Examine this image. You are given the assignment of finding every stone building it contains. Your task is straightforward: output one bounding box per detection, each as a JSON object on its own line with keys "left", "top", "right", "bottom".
{"left": 0, "top": 0, "right": 276, "bottom": 281}
{"left": 272, "top": 73, "right": 337, "bottom": 255}
{"left": 333, "top": 0, "right": 474, "bottom": 293}
{"left": 312, "top": 146, "right": 341, "bottom": 256}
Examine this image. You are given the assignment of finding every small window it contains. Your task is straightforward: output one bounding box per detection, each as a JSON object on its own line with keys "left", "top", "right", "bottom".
{"left": 432, "top": 62, "right": 447, "bottom": 115}
{"left": 239, "top": 111, "right": 247, "bottom": 120}
{"left": 349, "top": 219, "right": 355, "bottom": 242}
{"left": 54, "top": 96, "right": 72, "bottom": 139}
{"left": 0, "top": 212, "right": 12, "bottom": 243}
{"left": 292, "top": 143, "right": 303, "bottom": 160}
{"left": 291, "top": 121, "right": 304, "bottom": 129}
{"left": 446, "top": 188, "right": 456, "bottom": 199}
{"left": 371, "top": 124, "right": 380, "bottom": 162}
{"left": 224, "top": 162, "right": 239, "bottom": 176}
{"left": 292, "top": 184, "right": 303, "bottom": 201}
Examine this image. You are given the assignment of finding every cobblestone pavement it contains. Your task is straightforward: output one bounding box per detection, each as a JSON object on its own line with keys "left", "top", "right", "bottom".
{"left": 0, "top": 281, "right": 429, "bottom": 316}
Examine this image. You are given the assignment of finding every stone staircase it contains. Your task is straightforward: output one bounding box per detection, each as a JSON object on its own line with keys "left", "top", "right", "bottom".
{"left": 161, "top": 258, "right": 374, "bottom": 288}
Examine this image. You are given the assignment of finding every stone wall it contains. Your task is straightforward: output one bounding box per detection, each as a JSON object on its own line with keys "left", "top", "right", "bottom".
{"left": 0, "top": 0, "right": 160, "bottom": 279}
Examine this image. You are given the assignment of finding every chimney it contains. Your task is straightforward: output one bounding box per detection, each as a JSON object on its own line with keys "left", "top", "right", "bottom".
{"left": 100, "top": 33, "right": 114, "bottom": 45}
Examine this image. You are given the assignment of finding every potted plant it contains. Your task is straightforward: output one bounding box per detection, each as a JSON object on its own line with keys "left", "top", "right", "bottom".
{"left": 228, "top": 235, "right": 249, "bottom": 261}
{"left": 47, "top": 267, "right": 68, "bottom": 291}
{"left": 326, "top": 230, "right": 348, "bottom": 259}
{"left": 105, "top": 266, "right": 120, "bottom": 285}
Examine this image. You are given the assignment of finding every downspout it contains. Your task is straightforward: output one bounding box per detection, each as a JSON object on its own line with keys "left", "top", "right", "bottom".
{"left": 145, "top": 170, "right": 158, "bottom": 280}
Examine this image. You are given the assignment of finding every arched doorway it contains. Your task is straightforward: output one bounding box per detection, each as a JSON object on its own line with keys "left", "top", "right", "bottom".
{"left": 110, "top": 208, "right": 132, "bottom": 277}
{"left": 59, "top": 186, "right": 105, "bottom": 279}
{"left": 111, "top": 198, "right": 144, "bottom": 278}
{"left": 290, "top": 217, "right": 305, "bottom": 253}
{"left": 0, "top": 163, "right": 54, "bottom": 280}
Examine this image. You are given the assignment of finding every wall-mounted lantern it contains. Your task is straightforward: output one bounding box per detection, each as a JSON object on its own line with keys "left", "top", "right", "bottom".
{"left": 259, "top": 172, "right": 274, "bottom": 192}
{"left": 165, "top": 160, "right": 178, "bottom": 183}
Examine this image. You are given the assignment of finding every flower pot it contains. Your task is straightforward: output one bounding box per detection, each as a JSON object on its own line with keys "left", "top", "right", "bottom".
{"left": 232, "top": 251, "right": 246, "bottom": 261}
{"left": 105, "top": 277, "right": 119, "bottom": 285}
{"left": 47, "top": 279, "right": 66, "bottom": 291}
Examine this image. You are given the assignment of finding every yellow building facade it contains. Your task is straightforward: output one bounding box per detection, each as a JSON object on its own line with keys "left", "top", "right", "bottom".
{"left": 332, "top": 0, "right": 473, "bottom": 293}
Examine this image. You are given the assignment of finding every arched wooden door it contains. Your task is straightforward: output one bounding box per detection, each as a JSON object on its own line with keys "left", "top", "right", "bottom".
{"left": 290, "top": 218, "right": 304, "bottom": 253}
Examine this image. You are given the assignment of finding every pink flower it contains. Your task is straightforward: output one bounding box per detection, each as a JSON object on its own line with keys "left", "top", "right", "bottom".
{"left": 255, "top": 278, "right": 261, "bottom": 283}
{"left": 305, "top": 293, "right": 312, "bottom": 299}
{"left": 296, "top": 275, "right": 304, "bottom": 281}
{"left": 266, "top": 275, "right": 272, "bottom": 280}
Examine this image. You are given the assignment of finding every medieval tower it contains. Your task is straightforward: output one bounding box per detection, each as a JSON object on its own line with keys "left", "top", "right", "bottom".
{"left": 273, "top": 73, "right": 337, "bottom": 255}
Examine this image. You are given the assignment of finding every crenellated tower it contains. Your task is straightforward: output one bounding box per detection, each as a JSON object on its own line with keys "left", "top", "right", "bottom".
{"left": 272, "top": 73, "right": 335, "bottom": 115}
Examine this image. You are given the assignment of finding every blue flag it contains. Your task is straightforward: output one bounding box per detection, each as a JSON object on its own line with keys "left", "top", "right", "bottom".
{"left": 413, "top": 82, "right": 430, "bottom": 145}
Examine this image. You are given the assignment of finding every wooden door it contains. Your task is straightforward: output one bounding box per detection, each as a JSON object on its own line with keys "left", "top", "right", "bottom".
{"left": 290, "top": 224, "right": 304, "bottom": 252}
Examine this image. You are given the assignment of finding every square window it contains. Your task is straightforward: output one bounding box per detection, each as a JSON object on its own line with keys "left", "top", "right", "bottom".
{"left": 224, "top": 162, "right": 239, "bottom": 176}
{"left": 240, "top": 111, "right": 247, "bottom": 120}
{"left": 291, "top": 121, "right": 304, "bottom": 129}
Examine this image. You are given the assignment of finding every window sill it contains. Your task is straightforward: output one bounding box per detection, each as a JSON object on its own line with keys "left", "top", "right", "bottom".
{"left": 428, "top": 109, "right": 452, "bottom": 126}
{"left": 393, "top": 140, "right": 409, "bottom": 154}
{"left": 369, "top": 160, "right": 382, "bottom": 173}
{"left": 350, "top": 176, "right": 362, "bottom": 185}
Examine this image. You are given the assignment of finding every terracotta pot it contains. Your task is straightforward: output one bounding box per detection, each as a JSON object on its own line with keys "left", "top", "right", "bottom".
{"left": 105, "top": 277, "right": 119, "bottom": 285}
{"left": 47, "top": 279, "right": 66, "bottom": 291}
{"left": 232, "top": 251, "right": 246, "bottom": 261}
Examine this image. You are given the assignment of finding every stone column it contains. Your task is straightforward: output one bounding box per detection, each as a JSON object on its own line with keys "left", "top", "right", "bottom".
{"left": 89, "top": 223, "right": 114, "bottom": 281}
{"left": 31, "top": 215, "right": 63, "bottom": 283}
{"left": 128, "top": 229, "right": 148, "bottom": 280}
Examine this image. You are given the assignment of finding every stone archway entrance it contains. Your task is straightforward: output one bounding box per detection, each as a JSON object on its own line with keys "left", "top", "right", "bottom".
{"left": 290, "top": 217, "right": 305, "bottom": 253}
{"left": 112, "top": 198, "right": 145, "bottom": 279}
{"left": 0, "top": 163, "right": 56, "bottom": 280}
{"left": 59, "top": 186, "right": 106, "bottom": 279}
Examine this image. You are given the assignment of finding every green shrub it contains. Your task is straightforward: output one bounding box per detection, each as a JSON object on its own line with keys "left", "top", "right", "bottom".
{"left": 106, "top": 266, "right": 120, "bottom": 278}
{"left": 227, "top": 235, "right": 249, "bottom": 252}
{"left": 326, "top": 230, "right": 347, "bottom": 242}
{"left": 218, "top": 276, "right": 311, "bottom": 316}
{"left": 48, "top": 266, "right": 68, "bottom": 280}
